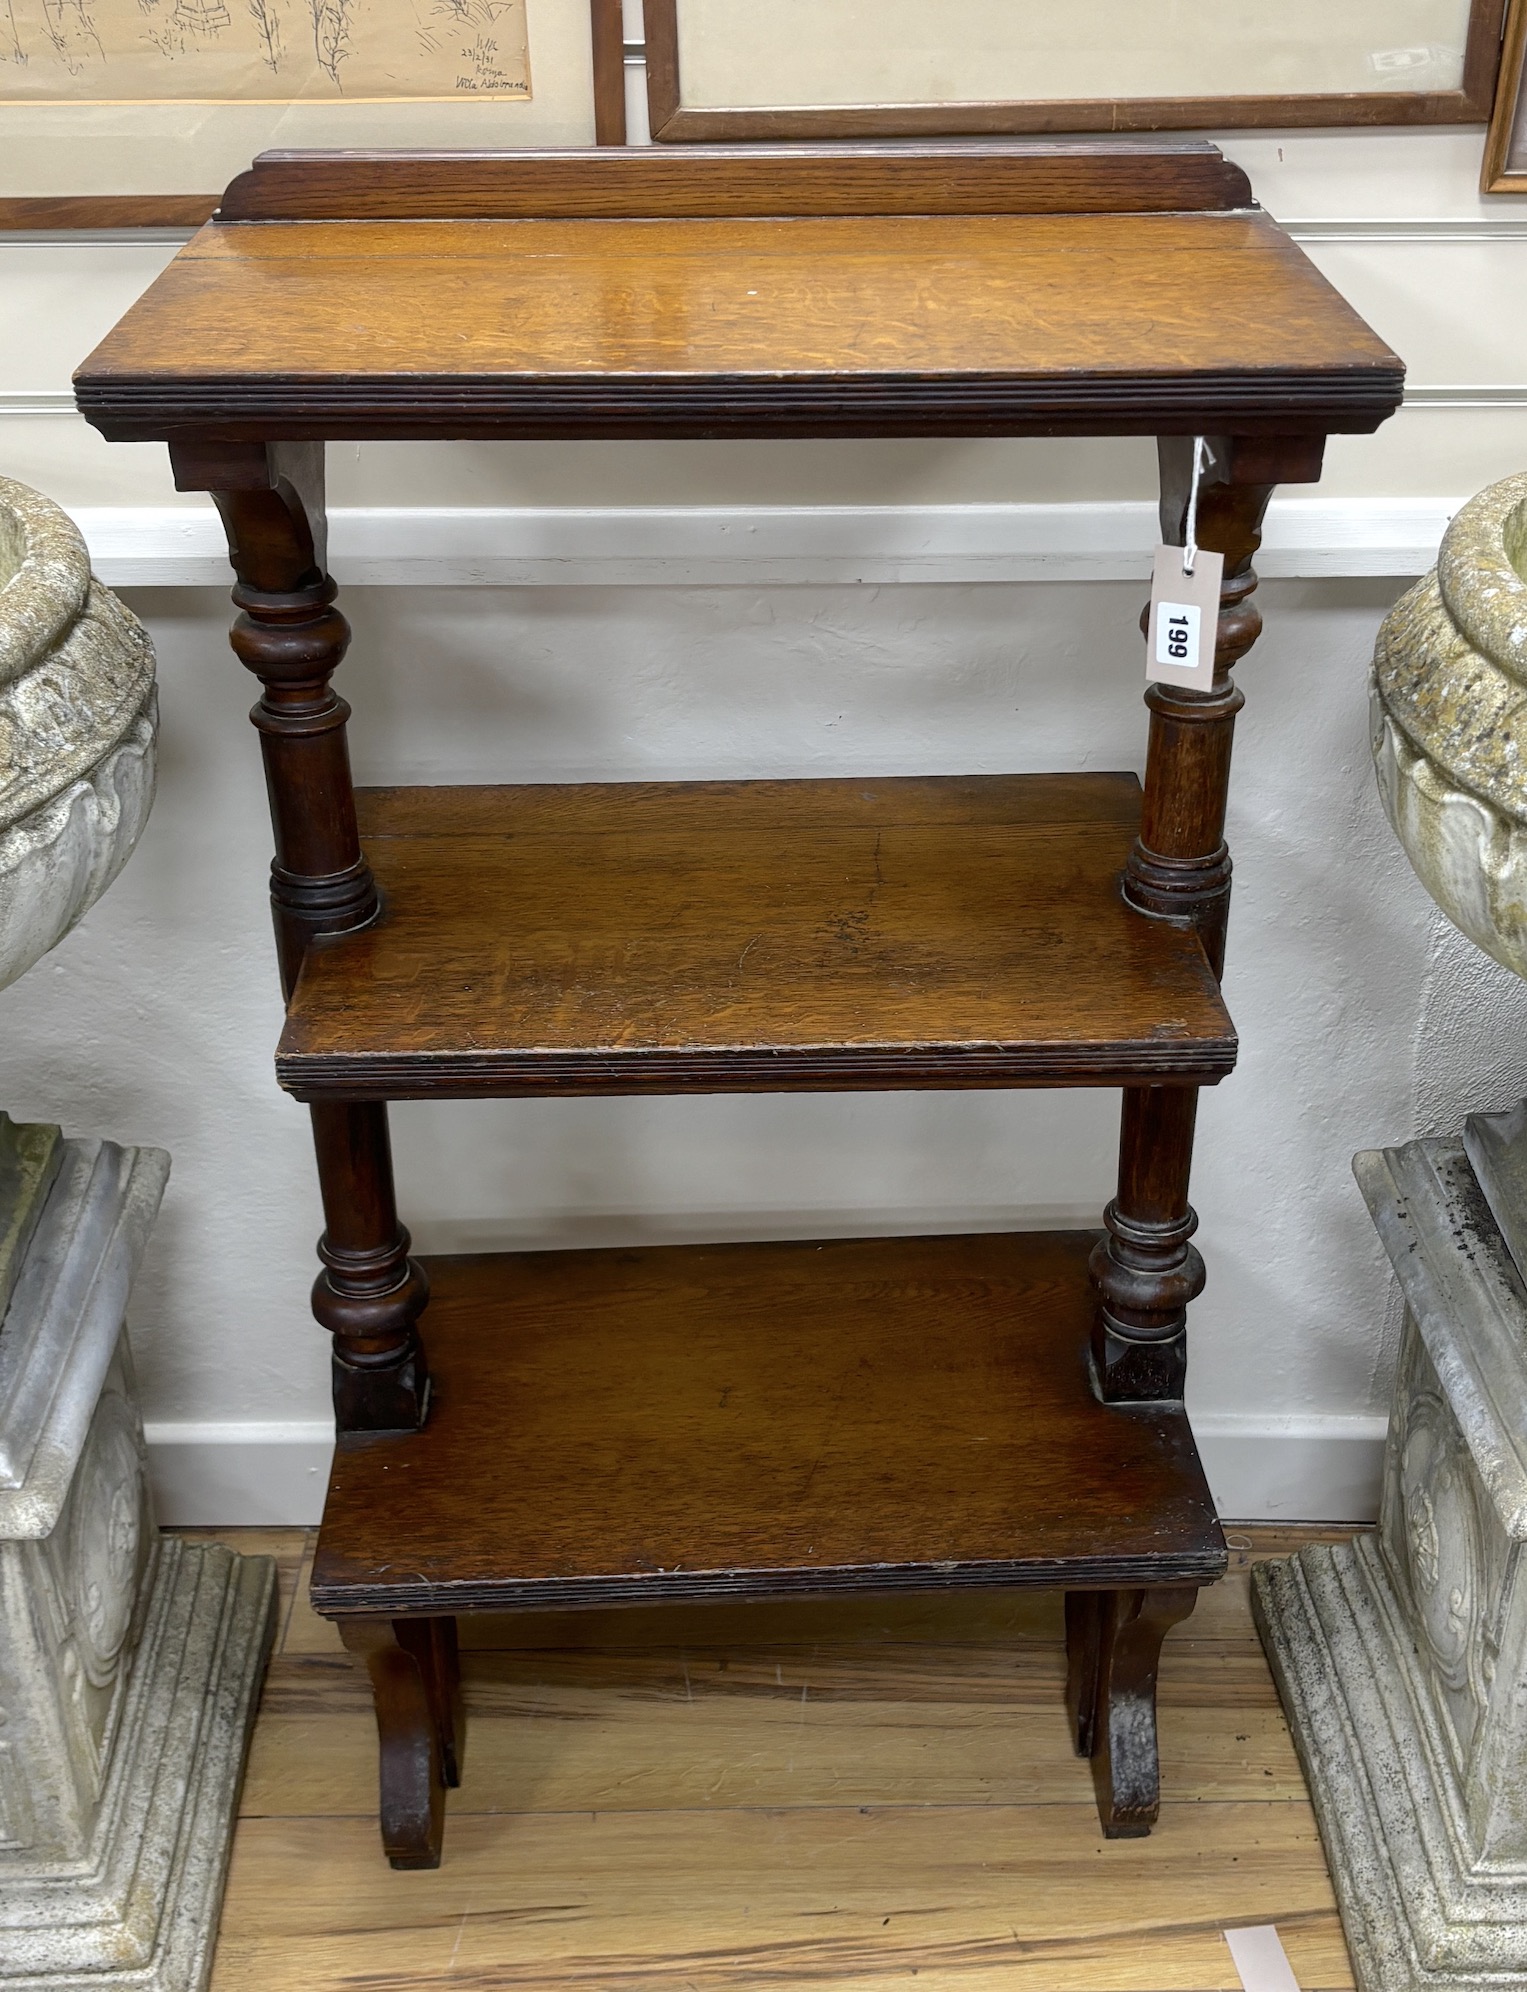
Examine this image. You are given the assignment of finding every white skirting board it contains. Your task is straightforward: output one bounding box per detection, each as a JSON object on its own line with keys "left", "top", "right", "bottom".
{"left": 145, "top": 1412, "right": 1389, "bottom": 1528}
{"left": 146, "top": 1422, "right": 336, "bottom": 1529}
{"left": 1195, "top": 1415, "right": 1388, "bottom": 1530}
{"left": 69, "top": 498, "right": 1453, "bottom": 590}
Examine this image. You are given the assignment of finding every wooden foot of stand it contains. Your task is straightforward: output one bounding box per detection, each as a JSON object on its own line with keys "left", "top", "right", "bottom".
{"left": 340, "top": 1617, "right": 463, "bottom": 1869}
{"left": 1065, "top": 1586, "right": 1197, "bottom": 1837}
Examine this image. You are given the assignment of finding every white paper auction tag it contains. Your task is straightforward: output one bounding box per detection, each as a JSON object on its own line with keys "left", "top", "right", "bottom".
{"left": 1146, "top": 544, "right": 1224, "bottom": 691}
{"left": 1224, "top": 1924, "right": 1302, "bottom": 1992}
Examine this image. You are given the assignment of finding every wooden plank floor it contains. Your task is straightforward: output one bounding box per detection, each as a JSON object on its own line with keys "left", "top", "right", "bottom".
{"left": 177, "top": 1525, "right": 1358, "bottom": 1992}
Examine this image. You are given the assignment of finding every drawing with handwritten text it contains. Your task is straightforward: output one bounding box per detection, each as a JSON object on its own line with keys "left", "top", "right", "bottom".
{"left": 1, "top": 0, "right": 530, "bottom": 99}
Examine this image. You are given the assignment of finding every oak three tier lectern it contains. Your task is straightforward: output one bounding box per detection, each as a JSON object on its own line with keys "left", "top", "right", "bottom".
{"left": 74, "top": 142, "right": 1403, "bottom": 1868}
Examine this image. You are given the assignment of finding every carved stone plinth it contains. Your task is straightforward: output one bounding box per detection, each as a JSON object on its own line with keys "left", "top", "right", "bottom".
{"left": 1255, "top": 1111, "right": 1527, "bottom": 1991}
{"left": 0, "top": 1115, "right": 277, "bottom": 1992}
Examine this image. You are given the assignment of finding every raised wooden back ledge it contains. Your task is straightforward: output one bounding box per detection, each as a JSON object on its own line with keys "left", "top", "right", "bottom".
{"left": 213, "top": 140, "right": 1257, "bottom": 222}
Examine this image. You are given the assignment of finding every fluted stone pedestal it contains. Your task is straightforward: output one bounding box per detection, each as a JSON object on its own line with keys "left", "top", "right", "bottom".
{"left": 0, "top": 1115, "right": 276, "bottom": 1992}
{"left": 1255, "top": 1105, "right": 1527, "bottom": 1991}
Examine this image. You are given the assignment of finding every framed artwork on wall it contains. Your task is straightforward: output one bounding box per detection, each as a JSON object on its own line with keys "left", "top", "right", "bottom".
{"left": 644, "top": 0, "right": 1508, "bottom": 143}
{"left": 1483, "top": 0, "right": 1527, "bottom": 185}
{"left": 0, "top": 0, "right": 623, "bottom": 226}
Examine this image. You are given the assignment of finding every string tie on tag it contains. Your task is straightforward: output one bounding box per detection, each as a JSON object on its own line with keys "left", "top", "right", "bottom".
{"left": 1183, "top": 437, "right": 1213, "bottom": 576}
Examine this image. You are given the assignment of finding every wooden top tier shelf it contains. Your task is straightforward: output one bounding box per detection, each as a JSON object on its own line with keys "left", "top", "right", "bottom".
{"left": 74, "top": 141, "right": 1403, "bottom": 1869}
{"left": 75, "top": 142, "right": 1400, "bottom": 442}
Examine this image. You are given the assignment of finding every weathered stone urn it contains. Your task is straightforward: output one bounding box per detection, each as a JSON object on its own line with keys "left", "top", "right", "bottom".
{"left": 0, "top": 474, "right": 157, "bottom": 989}
{"left": 1256, "top": 471, "right": 1527, "bottom": 1990}
{"left": 1371, "top": 470, "right": 1527, "bottom": 978}
{"left": 0, "top": 478, "right": 275, "bottom": 1991}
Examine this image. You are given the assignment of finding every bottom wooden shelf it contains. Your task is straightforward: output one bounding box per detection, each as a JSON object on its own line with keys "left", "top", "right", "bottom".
{"left": 312, "top": 1231, "right": 1225, "bottom": 1618}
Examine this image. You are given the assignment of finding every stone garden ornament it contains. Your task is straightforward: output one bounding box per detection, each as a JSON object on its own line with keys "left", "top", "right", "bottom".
{"left": 1371, "top": 469, "right": 1527, "bottom": 978}
{"left": 1256, "top": 472, "right": 1527, "bottom": 1990}
{"left": 0, "top": 474, "right": 156, "bottom": 987}
{"left": 0, "top": 476, "right": 276, "bottom": 1992}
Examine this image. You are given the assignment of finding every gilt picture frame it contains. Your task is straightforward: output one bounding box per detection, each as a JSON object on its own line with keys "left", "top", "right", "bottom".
{"left": 1483, "top": 0, "right": 1527, "bottom": 186}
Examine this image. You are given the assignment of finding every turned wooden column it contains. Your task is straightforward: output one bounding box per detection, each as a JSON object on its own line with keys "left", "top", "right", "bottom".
{"left": 171, "top": 439, "right": 430, "bottom": 1432}
{"left": 1090, "top": 434, "right": 1321, "bottom": 1403}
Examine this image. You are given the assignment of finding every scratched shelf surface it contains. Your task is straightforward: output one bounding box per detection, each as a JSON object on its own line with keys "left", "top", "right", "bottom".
{"left": 311, "top": 1230, "right": 1228, "bottom": 1617}
{"left": 275, "top": 773, "right": 1237, "bottom": 1101}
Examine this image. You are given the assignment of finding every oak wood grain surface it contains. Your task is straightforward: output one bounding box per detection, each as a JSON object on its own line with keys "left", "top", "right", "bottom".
{"left": 191, "top": 1524, "right": 1359, "bottom": 1992}
{"left": 311, "top": 1232, "right": 1225, "bottom": 1617}
{"left": 277, "top": 775, "right": 1237, "bottom": 1100}
{"left": 74, "top": 207, "right": 1402, "bottom": 440}
{"left": 211, "top": 140, "right": 1256, "bottom": 219}
{"left": 0, "top": 195, "right": 215, "bottom": 230}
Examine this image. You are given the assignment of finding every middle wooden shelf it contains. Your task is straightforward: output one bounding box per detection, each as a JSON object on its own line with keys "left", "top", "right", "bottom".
{"left": 277, "top": 771, "right": 1237, "bottom": 1101}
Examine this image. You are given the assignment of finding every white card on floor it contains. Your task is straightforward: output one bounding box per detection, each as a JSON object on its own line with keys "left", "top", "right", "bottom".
{"left": 1224, "top": 1924, "right": 1301, "bottom": 1991}
{"left": 1146, "top": 544, "right": 1224, "bottom": 691}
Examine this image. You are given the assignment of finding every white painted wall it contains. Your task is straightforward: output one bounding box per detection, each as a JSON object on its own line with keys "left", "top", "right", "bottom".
{"left": 3, "top": 123, "right": 1527, "bottom": 1523}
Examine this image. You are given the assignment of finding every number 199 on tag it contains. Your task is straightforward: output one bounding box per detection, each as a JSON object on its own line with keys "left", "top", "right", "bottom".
{"left": 1146, "top": 545, "right": 1223, "bottom": 691}
{"left": 1157, "top": 604, "right": 1199, "bottom": 667}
